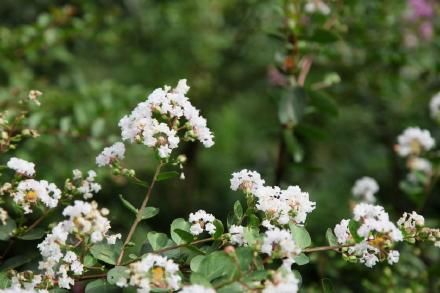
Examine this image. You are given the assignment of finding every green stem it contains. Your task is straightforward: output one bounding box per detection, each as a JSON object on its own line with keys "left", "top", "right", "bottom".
{"left": 116, "top": 162, "right": 164, "bottom": 265}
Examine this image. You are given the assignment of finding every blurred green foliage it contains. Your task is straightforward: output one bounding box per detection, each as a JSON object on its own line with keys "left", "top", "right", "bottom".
{"left": 0, "top": 0, "right": 439, "bottom": 291}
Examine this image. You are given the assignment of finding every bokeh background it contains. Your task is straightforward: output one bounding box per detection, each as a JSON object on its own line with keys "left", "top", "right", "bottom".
{"left": 1, "top": 0, "right": 439, "bottom": 292}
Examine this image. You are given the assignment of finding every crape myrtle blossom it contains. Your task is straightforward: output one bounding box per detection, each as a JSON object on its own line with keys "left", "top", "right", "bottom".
{"left": 429, "top": 92, "right": 440, "bottom": 119}
{"left": 65, "top": 169, "right": 101, "bottom": 199}
{"left": 117, "top": 79, "right": 214, "bottom": 159}
{"left": 0, "top": 207, "right": 8, "bottom": 225}
{"left": 6, "top": 270, "right": 48, "bottom": 293}
{"left": 407, "top": 157, "right": 432, "bottom": 175}
{"left": 38, "top": 200, "right": 120, "bottom": 289}
{"left": 115, "top": 254, "right": 181, "bottom": 292}
{"left": 333, "top": 203, "right": 403, "bottom": 268}
{"left": 96, "top": 142, "right": 126, "bottom": 167}
{"left": 189, "top": 209, "right": 216, "bottom": 236}
{"left": 304, "top": 0, "right": 331, "bottom": 15}
{"left": 230, "top": 169, "right": 265, "bottom": 194}
{"left": 231, "top": 170, "right": 315, "bottom": 226}
{"left": 12, "top": 179, "right": 61, "bottom": 214}
{"left": 395, "top": 127, "right": 435, "bottom": 157}
{"left": 7, "top": 157, "right": 36, "bottom": 177}
{"left": 180, "top": 285, "right": 216, "bottom": 293}
{"left": 351, "top": 177, "right": 379, "bottom": 203}
{"left": 398, "top": 211, "right": 440, "bottom": 246}
{"left": 262, "top": 268, "right": 299, "bottom": 293}
{"left": 229, "top": 224, "right": 247, "bottom": 246}
{"left": 261, "top": 227, "right": 301, "bottom": 266}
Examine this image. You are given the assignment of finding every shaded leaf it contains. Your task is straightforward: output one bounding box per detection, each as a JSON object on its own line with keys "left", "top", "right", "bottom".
{"left": 119, "top": 194, "right": 137, "bottom": 215}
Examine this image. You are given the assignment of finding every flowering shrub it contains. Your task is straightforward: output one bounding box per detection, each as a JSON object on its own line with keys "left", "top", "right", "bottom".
{"left": 0, "top": 80, "right": 438, "bottom": 293}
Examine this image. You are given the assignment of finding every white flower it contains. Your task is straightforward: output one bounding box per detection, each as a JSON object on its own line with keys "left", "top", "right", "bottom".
{"left": 180, "top": 285, "right": 216, "bottom": 293}
{"left": 96, "top": 142, "right": 125, "bottom": 167}
{"left": 263, "top": 268, "right": 299, "bottom": 293}
{"left": 429, "top": 92, "right": 440, "bottom": 119}
{"left": 116, "top": 254, "right": 181, "bottom": 292}
{"left": 304, "top": 0, "right": 331, "bottom": 15}
{"left": 396, "top": 127, "right": 435, "bottom": 157}
{"left": 261, "top": 228, "right": 301, "bottom": 261}
{"left": 230, "top": 169, "right": 265, "bottom": 193}
{"left": 352, "top": 177, "right": 378, "bottom": 203}
{"left": 28, "top": 89, "right": 42, "bottom": 106}
{"left": 189, "top": 210, "right": 216, "bottom": 236}
{"left": 0, "top": 207, "right": 8, "bottom": 225}
{"left": 397, "top": 211, "right": 424, "bottom": 230}
{"left": 407, "top": 157, "right": 432, "bottom": 175}
{"left": 334, "top": 219, "right": 350, "bottom": 244}
{"left": 73, "top": 170, "right": 102, "bottom": 199}
{"left": 118, "top": 79, "right": 214, "bottom": 157}
{"left": 280, "top": 186, "right": 316, "bottom": 224}
{"left": 348, "top": 241, "right": 380, "bottom": 268}
{"left": 12, "top": 179, "right": 61, "bottom": 213}
{"left": 353, "top": 203, "right": 402, "bottom": 242}
{"left": 387, "top": 250, "right": 400, "bottom": 265}
{"left": 229, "top": 225, "right": 246, "bottom": 246}
{"left": 7, "top": 157, "right": 35, "bottom": 177}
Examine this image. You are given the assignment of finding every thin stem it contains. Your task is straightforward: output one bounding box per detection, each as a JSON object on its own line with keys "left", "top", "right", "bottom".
{"left": 24, "top": 210, "right": 50, "bottom": 233}
{"left": 123, "top": 237, "right": 214, "bottom": 266}
{"left": 303, "top": 243, "right": 353, "bottom": 253}
{"left": 76, "top": 273, "right": 107, "bottom": 281}
{"left": 116, "top": 162, "right": 164, "bottom": 265}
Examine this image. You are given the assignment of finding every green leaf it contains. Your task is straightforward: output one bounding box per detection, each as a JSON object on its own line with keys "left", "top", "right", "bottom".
{"left": 243, "top": 227, "right": 260, "bottom": 246}
{"left": 190, "top": 272, "right": 212, "bottom": 287}
{"left": 308, "top": 91, "right": 338, "bottom": 117}
{"left": 0, "top": 218, "right": 16, "bottom": 241}
{"left": 174, "top": 229, "right": 194, "bottom": 243}
{"left": 217, "top": 282, "right": 244, "bottom": 293}
{"left": 198, "top": 251, "right": 237, "bottom": 282}
{"left": 233, "top": 201, "right": 243, "bottom": 219}
{"left": 348, "top": 220, "right": 363, "bottom": 243}
{"left": 190, "top": 255, "right": 205, "bottom": 272}
{"left": 157, "top": 171, "right": 179, "bottom": 182}
{"left": 283, "top": 129, "right": 304, "bottom": 163}
{"left": 0, "top": 253, "right": 37, "bottom": 271}
{"left": 107, "top": 266, "right": 129, "bottom": 285}
{"left": 289, "top": 223, "right": 311, "bottom": 249}
{"left": 17, "top": 227, "right": 46, "bottom": 240}
{"left": 170, "top": 218, "right": 191, "bottom": 245}
{"left": 278, "top": 87, "right": 307, "bottom": 127}
{"left": 85, "top": 279, "right": 119, "bottom": 293}
{"left": 0, "top": 272, "right": 11, "bottom": 289}
{"left": 83, "top": 254, "right": 97, "bottom": 267}
{"left": 293, "top": 253, "right": 310, "bottom": 265}
{"left": 305, "top": 29, "right": 339, "bottom": 43}
{"left": 235, "top": 247, "right": 253, "bottom": 271}
{"left": 326, "top": 228, "right": 338, "bottom": 246}
{"left": 213, "top": 219, "right": 224, "bottom": 240}
{"left": 147, "top": 232, "right": 169, "bottom": 250}
{"left": 140, "top": 207, "right": 159, "bottom": 220}
{"left": 90, "top": 243, "right": 121, "bottom": 265}
{"left": 119, "top": 194, "right": 137, "bottom": 214}
{"left": 247, "top": 214, "right": 260, "bottom": 228}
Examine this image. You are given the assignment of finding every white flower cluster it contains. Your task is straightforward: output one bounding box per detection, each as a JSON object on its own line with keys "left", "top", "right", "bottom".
{"left": 229, "top": 225, "right": 246, "bottom": 246}
{"left": 395, "top": 127, "right": 435, "bottom": 157}
{"left": 262, "top": 268, "right": 299, "bottom": 293}
{"left": 38, "top": 201, "right": 120, "bottom": 289}
{"left": 231, "top": 170, "right": 315, "bottom": 226}
{"left": 96, "top": 142, "right": 126, "bottom": 167}
{"left": 429, "top": 92, "right": 440, "bottom": 119}
{"left": 407, "top": 157, "right": 432, "bottom": 175}
{"left": 398, "top": 211, "right": 440, "bottom": 247}
{"left": 7, "top": 157, "right": 36, "bottom": 177}
{"left": 304, "top": 0, "right": 330, "bottom": 15}
{"left": 230, "top": 169, "right": 265, "bottom": 194}
{"left": 12, "top": 179, "right": 61, "bottom": 214}
{"left": 334, "top": 203, "right": 403, "bottom": 268}
{"left": 116, "top": 254, "right": 181, "bottom": 292}
{"left": 118, "top": 79, "right": 214, "bottom": 158}
{"left": 0, "top": 207, "right": 8, "bottom": 225}
{"left": 6, "top": 271, "right": 47, "bottom": 293}
{"left": 261, "top": 227, "right": 301, "bottom": 266}
{"left": 67, "top": 169, "right": 102, "bottom": 199}
{"left": 351, "top": 177, "right": 379, "bottom": 203}
{"left": 180, "top": 285, "right": 216, "bottom": 293}
{"left": 189, "top": 210, "right": 216, "bottom": 236}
